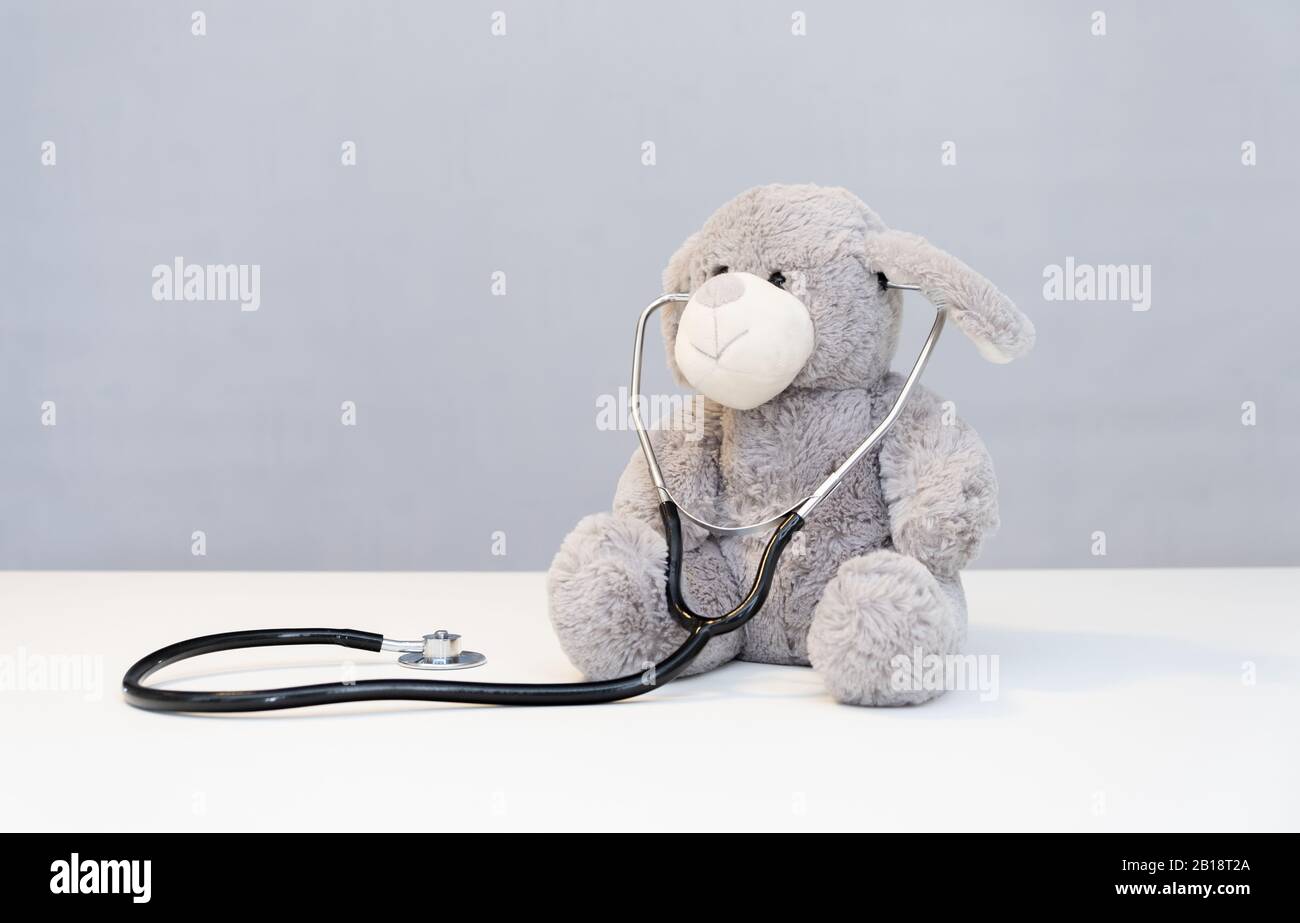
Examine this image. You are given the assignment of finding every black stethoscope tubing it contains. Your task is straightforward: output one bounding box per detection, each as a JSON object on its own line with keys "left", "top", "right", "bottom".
{"left": 121, "top": 503, "right": 804, "bottom": 712}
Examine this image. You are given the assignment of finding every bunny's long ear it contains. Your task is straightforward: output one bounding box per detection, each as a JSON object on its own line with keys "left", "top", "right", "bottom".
{"left": 864, "top": 230, "right": 1034, "bottom": 363}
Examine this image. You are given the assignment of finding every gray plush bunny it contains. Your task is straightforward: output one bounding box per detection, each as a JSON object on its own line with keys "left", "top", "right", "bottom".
{"left": 548, "top": 184, "right": 1033, "bottom": 705}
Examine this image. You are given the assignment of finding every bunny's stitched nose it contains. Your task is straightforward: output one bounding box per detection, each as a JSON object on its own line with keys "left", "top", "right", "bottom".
{"left": 694, "top": 273, "right": 745, "bottom": 308}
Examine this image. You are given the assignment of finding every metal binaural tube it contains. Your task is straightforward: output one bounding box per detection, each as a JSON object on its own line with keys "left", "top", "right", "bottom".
{"left": 630, "top": 285, "right": 944, "bottom": 536}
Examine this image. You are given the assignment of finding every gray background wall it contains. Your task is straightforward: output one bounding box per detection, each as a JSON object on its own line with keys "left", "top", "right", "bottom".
{"left": 2, "top": 0, "right": 1296, "bottom": 570}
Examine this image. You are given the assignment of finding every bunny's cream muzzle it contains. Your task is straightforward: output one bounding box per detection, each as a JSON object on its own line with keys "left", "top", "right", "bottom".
{"left": 672, "top": 271, "right": 814, "bottom": 410}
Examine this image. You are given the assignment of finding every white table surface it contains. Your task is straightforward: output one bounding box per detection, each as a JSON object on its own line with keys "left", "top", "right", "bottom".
{"left": 1, "top": 569, "right": 1296, "bottom": 832}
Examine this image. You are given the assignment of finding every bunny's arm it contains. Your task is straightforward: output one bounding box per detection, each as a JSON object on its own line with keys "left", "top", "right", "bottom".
{"left": 876, "top": 374, "right": 999, "bottom": 577}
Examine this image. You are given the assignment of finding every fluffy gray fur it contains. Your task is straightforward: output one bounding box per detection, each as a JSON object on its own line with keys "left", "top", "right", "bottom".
{"left": 547, "top": 184, "right": 1033, "bottom": 706}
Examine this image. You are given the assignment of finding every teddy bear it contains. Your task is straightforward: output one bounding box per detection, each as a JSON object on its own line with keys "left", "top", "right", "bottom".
{"left": 547, "top": 184, "right": 1033, "bottom": 705}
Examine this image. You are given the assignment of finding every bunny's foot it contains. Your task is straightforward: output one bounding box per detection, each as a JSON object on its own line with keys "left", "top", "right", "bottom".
{"left": 807, "top": 549, "right": 967, "bottom": 706}
{"left": 547, "top": 513, "right": 743, "bottom": 682}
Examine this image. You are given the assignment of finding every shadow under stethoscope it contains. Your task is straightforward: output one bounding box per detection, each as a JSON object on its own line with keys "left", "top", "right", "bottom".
{"left": 129, "top": 625, "right": 1296, "bottom": 722}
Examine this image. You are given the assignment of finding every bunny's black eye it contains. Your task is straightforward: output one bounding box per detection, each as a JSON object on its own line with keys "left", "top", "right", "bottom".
{"left": 768, "top": 271, "right": 786, "bottom": 289}
{"left": 876, "top": 272, "right": 890, "bottom": 291}
{"left": 711, "top": 265, "right": 729, "bottom": 277}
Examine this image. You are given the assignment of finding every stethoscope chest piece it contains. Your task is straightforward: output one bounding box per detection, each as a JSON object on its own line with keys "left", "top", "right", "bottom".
{"left": 396, "top": 630, "right": 487, "bottom": 671}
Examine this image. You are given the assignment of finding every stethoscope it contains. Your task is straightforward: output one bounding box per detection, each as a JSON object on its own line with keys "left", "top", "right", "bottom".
{"left": 122, "top": 282, "right": 943, "bottom": 713}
